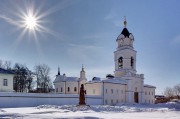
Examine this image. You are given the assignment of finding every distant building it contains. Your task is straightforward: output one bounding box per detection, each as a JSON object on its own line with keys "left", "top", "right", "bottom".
{"left": 0, "top": 68, "right": 14, "bottom": 92}
{"left": 54, "top": 19, "right": 156, "bottom": 105}
{"left": 53, "top": 67, "right": 87, "bottom": 94}
{"left": 155, "top": 95, "right": 166, "bottom": 103}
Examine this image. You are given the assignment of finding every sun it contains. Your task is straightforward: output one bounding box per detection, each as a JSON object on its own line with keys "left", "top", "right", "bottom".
{"left": 24, "top": 14, "right": 37, "bottom": 30}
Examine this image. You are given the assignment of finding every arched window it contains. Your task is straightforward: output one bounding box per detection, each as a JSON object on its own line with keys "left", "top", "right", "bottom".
{"left": 74, "top": 87, "right": 77, "bottom": 92}
{"left": 68, "top": 87, "right": 70, "bottom": 92}
{"left": 118, "top": 57, "right": 123, "bottom": 68}
{"left": 131, "top": 57, "right": 134, "bottom": 68}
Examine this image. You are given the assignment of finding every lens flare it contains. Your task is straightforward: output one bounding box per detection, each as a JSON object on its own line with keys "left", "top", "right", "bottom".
{"left": 25, "top": 14, "right": 37, "bottom": 30}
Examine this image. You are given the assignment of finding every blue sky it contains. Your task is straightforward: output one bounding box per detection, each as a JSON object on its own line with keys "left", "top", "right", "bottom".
{"left": 0, "top": 0, "right": 180, "bottom": 94}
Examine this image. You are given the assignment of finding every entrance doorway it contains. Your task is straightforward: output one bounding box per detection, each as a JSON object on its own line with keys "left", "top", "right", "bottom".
{"left": 134, "top": 92, "right": 139, "bottom": 103}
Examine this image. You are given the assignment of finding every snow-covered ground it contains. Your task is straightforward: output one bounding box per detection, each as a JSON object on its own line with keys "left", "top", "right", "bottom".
{"left": 0, "top": 102, "right": 180, "bottom": 119}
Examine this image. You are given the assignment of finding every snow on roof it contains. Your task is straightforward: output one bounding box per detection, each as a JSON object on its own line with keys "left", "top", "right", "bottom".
{"left": 53, "top": 75, "right": 79, "bottom": 83}
{"left": 117, "top": 34, "right": 125, "bottom": 40}
{"left": 87, "top": 77, "right": 127, "bottom": 85}
{"left": 0, "top": 68, "right": 14, "bottom": 75}
{"left": 66, "top": 77, "right": 79, "bottom": 82}
{"left": 144, "top": 84, "right": 156, "bottom": 88}
{"left": 102, "top": 78, "right": 127, "bottom": 85}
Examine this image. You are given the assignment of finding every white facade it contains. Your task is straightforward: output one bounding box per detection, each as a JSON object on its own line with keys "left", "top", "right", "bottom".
{"left": 53, "top": 20, "right": 156, "bottom": 105}
{"left": 0, "top": 68, "right": 14, "bottom": 92}
{"left": 144, "top": 85, "right": 156, "bottom": 104}
{"left": 86, "top": 82, "right": 102, "bottom": 96}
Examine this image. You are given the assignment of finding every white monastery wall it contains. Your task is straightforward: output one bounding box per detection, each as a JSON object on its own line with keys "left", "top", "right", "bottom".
{"left": 0, "top": 92, "right": 102, "bottom": 108}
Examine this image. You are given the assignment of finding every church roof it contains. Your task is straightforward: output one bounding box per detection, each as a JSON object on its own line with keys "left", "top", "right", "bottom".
{"left": 117, "top": 28, "right": 133, "bottom": 41}
{"left": 102, "top": 78, "right": 127, "bottom": 84}
{"left": 66, "top": 77, "right": 79, "bottom": 82}
{"left": 117, "top": 17, "right": 133, "bottom": 40}
{"left": 121, "top": 28, "right": 130, "bottom": 38}
{"left": 87, "top": 77, "right": 127, "bottom": 85}
{"left": 144, "top": 84, "right": 156, "bottom": 88}
{"left": 53, "top": 75, "right": 79, "bottom": 83}
{"left": 0, "top": 68, "right": 14, "bottom": 74}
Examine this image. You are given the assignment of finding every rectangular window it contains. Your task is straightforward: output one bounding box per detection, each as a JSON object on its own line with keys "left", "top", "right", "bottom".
{"left": 93, "top": 89, "right": 96, "bottom": 94}
{"left": 105, "top": 89, "right": 107, "bottom": 94}
{"left": 116, "top": 89, "right": 118, "bottom": 94}
{"left": 111, "top": 99, "right": 113, "bottom": 104}
{"left": 152, "top": 92, "right": 153, "bottom": 95}
{"left": 68, "top": 87, "right": 70, "bottom": 92}
{"left": 56, "top": 88, "right": 58, "bottom": 92}
{"left": 105, "top": 99, "right": 107, "bottom": 104}
{"left": 111, "top": 89, "right": 113, "bottom": 94}
{"left": 3, "top": 79, "right": 8, "bottom": 86}
{"left": 116, "top": 99, "right": 118, "bottom": 103}
{"left": 61, "top": 88, "right": 63, "bottom": 92}
{"left": 145, "top": 92, "right": 147, "bottom": 95}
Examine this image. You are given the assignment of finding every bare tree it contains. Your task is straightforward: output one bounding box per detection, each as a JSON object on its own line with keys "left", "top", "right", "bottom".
{"left": 26, "top": 69, "right": 35, "bottom": 92}
{"left": 34, "top": 64, "right": 52, "bottom": 93}
{"left": 164, "top": 87, "right": 174, "bottom": 98}
{"left": 173, "top": 84, "right": 180, "bottom": 99}
{"left": 0, "top": 60, "right": 3, "bottom": 68}
{"left": 4, "top": 60, "right": 11, "bottom": 70}
{"left": 0, "top": 60, "right": 12, "bottom": 69}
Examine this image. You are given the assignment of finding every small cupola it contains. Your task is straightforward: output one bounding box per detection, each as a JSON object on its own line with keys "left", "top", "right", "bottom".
{"left": 56, "top": 67, "right": 60, "bottom": 77}
{"left": 58, "top": 67, "right": 60, "bottom": 75}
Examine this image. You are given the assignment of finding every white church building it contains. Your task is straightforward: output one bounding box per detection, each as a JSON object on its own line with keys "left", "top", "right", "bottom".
{"left": 53, "top": 19, "right": 156, "bottom": 105}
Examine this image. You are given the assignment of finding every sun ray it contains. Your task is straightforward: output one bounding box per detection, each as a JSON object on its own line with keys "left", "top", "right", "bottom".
{"left": 0, "top": 0, "right": 80, "bottom": 56}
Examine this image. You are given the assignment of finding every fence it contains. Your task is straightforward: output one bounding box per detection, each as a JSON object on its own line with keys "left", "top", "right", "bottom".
{"left": 0, "top": 92, "right": 102, "bottom": 108}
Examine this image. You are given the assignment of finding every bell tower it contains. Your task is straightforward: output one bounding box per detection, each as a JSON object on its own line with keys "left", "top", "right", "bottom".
{"left": 114, "top": 17, "right": 137, "bottom": 77}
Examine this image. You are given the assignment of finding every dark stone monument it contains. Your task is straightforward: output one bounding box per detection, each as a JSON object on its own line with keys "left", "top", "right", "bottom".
{"left": 79, "top": 84, "right": 86, "bottom": 105}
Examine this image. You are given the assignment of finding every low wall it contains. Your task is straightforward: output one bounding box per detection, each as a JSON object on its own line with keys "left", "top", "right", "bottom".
{"left": 0, "top": 92, "right": 103, "bottom": 108}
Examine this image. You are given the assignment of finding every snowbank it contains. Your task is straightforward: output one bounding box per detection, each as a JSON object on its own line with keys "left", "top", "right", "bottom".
{"left": 35, "top": 102, "right": 180, "bottom": 113}
{"left": 1, "top": 103, "right": 180, "bottom": 119}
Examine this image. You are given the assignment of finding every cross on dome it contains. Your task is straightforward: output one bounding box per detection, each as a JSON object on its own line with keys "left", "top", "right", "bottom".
{"left": 124, "top": 16, "right": 127, "bottom": 28}
{"left": 58, "top": 67, "right": 60, "bottom": 75}
{"left": 82, "top": 64, "right": 85, "bottom": 72}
